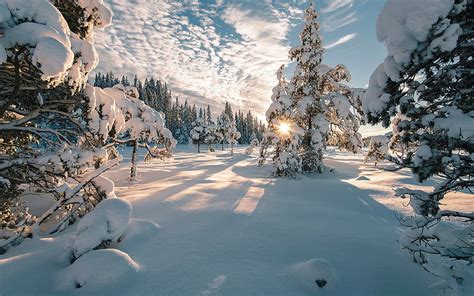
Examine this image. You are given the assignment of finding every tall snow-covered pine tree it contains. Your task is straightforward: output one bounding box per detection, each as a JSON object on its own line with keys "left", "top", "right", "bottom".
{"left": 288, "top": 3, "right": 362, "bottom": 173}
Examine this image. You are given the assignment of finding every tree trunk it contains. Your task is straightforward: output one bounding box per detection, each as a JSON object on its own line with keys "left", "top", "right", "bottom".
{"left": 198, "top": 142, "right": 201, "bottom": 153}
{"left": 307, "top": 115, "right": 312, "bottom": 149}
{"left": 221, "top": 141, "right": 224, "bottom": 151}
{"left": 231, "top": 143, "right": 234, "bottom": 156}
{"left": 130, "top": 140, "right": 138, "bottom": 179}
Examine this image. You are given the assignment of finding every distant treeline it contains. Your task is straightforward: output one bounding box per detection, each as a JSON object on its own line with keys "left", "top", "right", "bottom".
{"left": 94, "top": 72, "right": 266, "bottom": 145}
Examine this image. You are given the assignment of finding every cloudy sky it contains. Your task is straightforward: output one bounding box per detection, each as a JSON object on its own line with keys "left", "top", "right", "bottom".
{"left": 95, "top": 0, "right": 388, "bottom": 136}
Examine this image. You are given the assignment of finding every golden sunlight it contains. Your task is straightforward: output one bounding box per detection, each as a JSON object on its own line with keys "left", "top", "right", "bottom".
{"left": 278, "top": 121, "right": 291, "bottom": 135}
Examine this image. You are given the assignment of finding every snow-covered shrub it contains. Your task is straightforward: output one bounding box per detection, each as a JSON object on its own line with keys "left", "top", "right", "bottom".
{"left": 0, "top": 0, "right": 119, "bottom": 251}
{"left": 245, "top": 138, "right": 259, "bottom": 155}
{"left": 287, "top": 4, "right": 362, "bottom": 173}
{"left": 364, "top": 135, "right": 389, "bottom": 166}
{"left": 60, "top": 249, "right": 140, "bottom": 290}
{"left": 67, "top": 198, "right": 131, "bottom": 261}
{"left": 289, "top": 258, "right": 336, "bottom": 292}
{"left": 363, "top": 0, "right": 473, "bottom": 293}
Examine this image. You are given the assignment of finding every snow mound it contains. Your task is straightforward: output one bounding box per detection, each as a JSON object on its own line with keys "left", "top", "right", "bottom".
{"left": 59, "top": 249, "right": 140, "bottom": 290}
{"left": 121, "top": 218, "right": 160, "bottom": 243}
{"left": 68, "top": 198, "right": 132, "bottom": 259}
{"left": 356, "top": 176, "right": 370, "bottom": 181}
{"left": 289, "top": 258, "right": 337, "bottom": 292}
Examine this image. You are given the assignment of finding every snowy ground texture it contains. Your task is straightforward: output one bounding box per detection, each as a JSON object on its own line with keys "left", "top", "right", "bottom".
{"left": 1, "top": 146, "right": 472, "bottom": 296}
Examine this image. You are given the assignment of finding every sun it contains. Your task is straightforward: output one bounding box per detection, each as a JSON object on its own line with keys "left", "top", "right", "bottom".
{"left": 278, "top": 121, "right": 291, "bottom": 135}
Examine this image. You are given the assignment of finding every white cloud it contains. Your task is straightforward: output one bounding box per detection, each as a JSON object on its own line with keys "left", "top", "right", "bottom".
{"left": 322, "top": 10, "right": 357, "bottom": 32}
{"left": 325, "top": 33, "right": 357, "bottom": 49}
{"left": 320, "top": 0, "right": 359, "bottom": 32}
{"left": 94, "top": 1, "right": 363, "bottom": 119}
{"left": 320, "top": 0, "right": 353, "bottom": 13}
{"left": 94, "top": 0, "right": 291, "bottom": 119}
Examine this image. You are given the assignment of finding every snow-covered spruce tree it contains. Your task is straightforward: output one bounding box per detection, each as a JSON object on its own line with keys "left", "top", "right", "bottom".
{"left": 260, "top": 65, "right": 303, "bottom": 176}
{"left": 190, "top": 117, "right": 207, "bottom": 153}
{"left": 227, "top": 120, "right": 241, "bottom": 156}
{"left": 288, "top": 4, "right": 362, "bottom": 173}
{"left": 0, "top": 0, "right": 117, "bottom": 251}
{"left": 364, "top": 135, "right": 389, "bottom": 166}
{"left": 87, "top": 84, "right": 176, "bottom": 180}
{"left": 216, "top": 112, "right": 231, "bottom": 151}
{"left": 363, "top": 0, "right": 473, "bottom": 293}
{"left": 250, "top": 132, "right": 259, "bottom": 145}
{"left": 204, "top": 121, "right": 217, "bottom": 152}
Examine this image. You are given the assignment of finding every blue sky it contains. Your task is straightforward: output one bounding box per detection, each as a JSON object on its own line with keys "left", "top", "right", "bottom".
{"left": 95, "top": 0, "right": 389, "bottom": 136}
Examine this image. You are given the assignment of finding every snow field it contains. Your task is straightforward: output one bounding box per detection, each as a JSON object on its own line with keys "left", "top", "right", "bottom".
{"left": 1, "top": 147, "right": 472, "bottom": 295}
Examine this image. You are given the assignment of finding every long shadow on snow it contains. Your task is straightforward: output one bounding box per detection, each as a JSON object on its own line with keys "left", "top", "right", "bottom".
{"left": 224, "top": 161, "right": 434, "bottom": 295}
{"left": 121, "top": 154, "right": 435, "bottom": 296}
{"left": 119, "top": 153, "right": 252, "bottom": 207}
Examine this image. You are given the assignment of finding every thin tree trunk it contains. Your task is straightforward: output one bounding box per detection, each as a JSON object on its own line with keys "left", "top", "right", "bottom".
{"left": 231, "top": 143, "right": 234, "bottom": 156}
{"left": 198, "top": 142, "right": 201, "bottom": 153}
{"left": 130, "top": 140, "right": 138, "bottom": 179}
{"left": 221, "top": 141, "right": 224, "bottom": 151}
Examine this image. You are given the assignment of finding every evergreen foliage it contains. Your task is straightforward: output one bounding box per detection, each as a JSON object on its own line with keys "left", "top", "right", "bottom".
{"left": 363, "top": 0, "right": 473, "bottom": 292}
{"left": 288, "top": 4, "right": 362, "bottom": 173}
{"left": 94, "top": 72, "right": 266, "bottom": 145}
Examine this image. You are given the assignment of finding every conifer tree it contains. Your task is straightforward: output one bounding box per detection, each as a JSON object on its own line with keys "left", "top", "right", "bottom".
{"left": 288, "top": 3, "right": 362, "bottom": 173}
{"left": 0, "top": 0, "right": 117, "bottom": 249}
{"left": 216, "top": 112, "right": 231, "bottom": 150}
{"left": 190, "top": 117, "right": 207, "bottom": 153}
{"left": 260, "top": 65, "right": 302, "bottom": 176}
{"left": 227, "top": 121, "right": 241, "bottom": 156}
{"left": 206, "top": 105, "right": 212, "bottom": 125}
{"left": 363, "top": 0, "right": 473, "bottom": 291}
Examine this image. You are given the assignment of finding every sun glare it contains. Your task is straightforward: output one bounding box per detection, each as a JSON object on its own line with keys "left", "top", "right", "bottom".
{"left": 278, "top": 122, "right": 291, "bottom": 135}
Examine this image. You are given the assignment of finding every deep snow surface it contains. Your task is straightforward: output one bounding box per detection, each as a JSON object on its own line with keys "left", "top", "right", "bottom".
{"left": 1, "top": 146, "right": 471, "bottom": 295}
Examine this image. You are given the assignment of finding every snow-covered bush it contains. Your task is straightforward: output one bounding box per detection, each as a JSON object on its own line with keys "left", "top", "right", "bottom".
{"left": 289, "top": 258, "right": 336, "bottom": 292}
{"left": 287, "top": 4, "right": 362, "bottom": 173}
{"left": 245, "top": 138, "right": 259, "bottom": 155}
{"left": 0, "top": 0, "right": 119, "bottom": 251}
{"left": 67, "top": 198, "right": 131, "bottom": 261}
{"left": 363, "top": 0, "right": 473, "bottom": 293}
{"left": 364, "top": 135, "right": 389, "bottom": 166}
{"left": 60, "top": 248, "right": 140, "bottom": 290}
{"left": 260, "top": 65, "right": 302, "bottom": 176}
